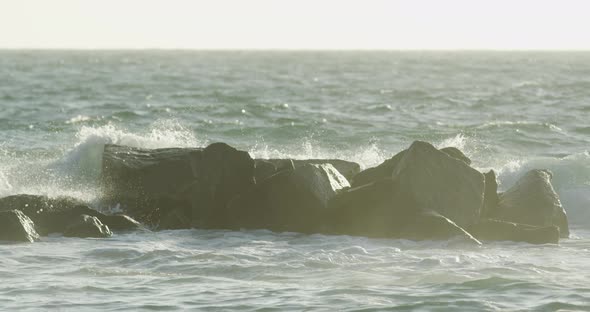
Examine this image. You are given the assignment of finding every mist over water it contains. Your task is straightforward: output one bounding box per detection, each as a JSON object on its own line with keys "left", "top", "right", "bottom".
{"left": 1, "top": 51, "right": 589, "bottom": 311}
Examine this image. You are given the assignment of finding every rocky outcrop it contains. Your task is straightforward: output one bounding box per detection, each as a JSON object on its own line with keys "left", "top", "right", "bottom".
{"left": 326, "top": 178, "right": 402, "bottom": 237}
{"left": 350, "top": 146, "right": 471, "bottom": 187}
{"left": 391, "top": 141, "right": 485, "bottom": 228}
{"left": 100, "top": 215, "right": 143, "bottom": 232}
{"left": 228, "top": 163, "right": 350, "bottom": 233}
{"left": 0, "top": 194, "right": 141, "bottom": 235}
{"left": 482, "top": 170, "right": 499, "bottom": 218}
{"left": 467, "top": 219, "right": 559, "bottom": 244}
{"left": 64, "top": 215, "right": 112, "bottom": 238}
{"left": 0, "top": 194, "right": 104, "bottom": 235}
{"left": 398, "top": 210, "right": 480, "bottom": 244}
{"left": 326, "top": 179, "right": 479, "bottom": 243}
{"left": 101, "top": 142, "right": 256, "bottom": 229}
{"left": 0, "top": 210, "right": 40, "bottom": 243}
{"left": 493, "top": 170, "right": 569, "bottom": 238}
{"left": 255, "top": 159, "right": 360, "bottom": 183}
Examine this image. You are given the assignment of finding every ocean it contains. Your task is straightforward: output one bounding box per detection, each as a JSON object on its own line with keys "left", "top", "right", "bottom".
{"left": 0, "top": 51, "right": 589, "bottom": 311}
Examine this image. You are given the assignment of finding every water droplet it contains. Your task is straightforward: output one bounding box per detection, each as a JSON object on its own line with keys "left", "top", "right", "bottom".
{"left": 241, "top": 109, "right": 246, "bottom": 114}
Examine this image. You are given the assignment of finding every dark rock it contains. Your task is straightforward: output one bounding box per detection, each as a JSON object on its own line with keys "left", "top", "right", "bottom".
{"left": 326, "top": 178, "right": 411, "bottom": 237}
{"left": 0, "top": 210, "right": 40, "bottom": 243}
{"left": 494, "top": 169, "right": 569, "bottom": 238}
{"left": 0, "top": 194, "right": 105, "bottom": 235}
{"left": 101, "top": 142, "right": 256, "bottom": 230}
{"left": 326, "top": 179, "right": 479, "bottom": 243}
{"left": 398, "top": 210, "right": 481, "bottom": 244}
{"left": 391, "top": 141, "right": 485, "bottom": 228}
{"left": 440, "top": 147, "right": 471, "bottom": 165}
{"left": 227, "top": 163, "right": 350, "bottom": 233}
{"left": 100, "top": 214, "right": 142, "bottom": 232}
{"left": 482, "top": 170, "right": 499, "bottom": 218}
{"left": 467, "top": 219, "right": 559, "bottom": 244}
{"left": 351, "top": 150, "right": 406, "bottom": 187}
{"left": 0, "top": 194, "right": 141, "bottom": 235}
{"left": 64, "top": 214, "right": 112, "bottom": 238}
{"left": 350, "top": 146, "right": 470, "bottom": 188}
{"left": 256, "top": 159, "right": 360, "bottom": 183}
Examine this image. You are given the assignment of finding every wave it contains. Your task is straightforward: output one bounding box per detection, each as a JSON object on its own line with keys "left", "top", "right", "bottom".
{"left": 0, "top": 120, "right": 203, "bottom": 201}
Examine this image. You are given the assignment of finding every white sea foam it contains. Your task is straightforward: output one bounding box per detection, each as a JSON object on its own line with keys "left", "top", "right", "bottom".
{"left": 0, "top": 120, "right": 204, "bottom": 201}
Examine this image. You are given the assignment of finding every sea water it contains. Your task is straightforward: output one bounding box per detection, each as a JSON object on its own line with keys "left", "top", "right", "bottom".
{"left": 0, "top": 51, "right": 589, "bottom": 311}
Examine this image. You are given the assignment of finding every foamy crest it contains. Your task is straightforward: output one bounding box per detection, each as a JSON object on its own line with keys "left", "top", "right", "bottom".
{"left": 1, "top": 120, "right": 204, "bottom": 202}
{"left": 248, "top": 138, "right": 386, "bottom": 170}
{"left": 436, "top": 133, "right": 467, "bottom": 151}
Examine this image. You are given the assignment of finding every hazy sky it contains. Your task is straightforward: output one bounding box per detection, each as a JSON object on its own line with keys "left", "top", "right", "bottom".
{"left": 1, "top": 0, "right": 589, "bottom": 50}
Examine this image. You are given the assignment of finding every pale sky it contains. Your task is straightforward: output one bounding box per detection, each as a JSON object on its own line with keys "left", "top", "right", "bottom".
{"left": 1, "top": 0, "right": 589, "bottom": 50}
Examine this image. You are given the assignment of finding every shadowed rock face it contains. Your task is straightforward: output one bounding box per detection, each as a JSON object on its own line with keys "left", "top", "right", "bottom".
{"left": 64, "top": 215, "right": 112, "bottom": 238}
{"left": 482, "top": 170, "right": 499, "bottom": 218}
{"left": 0, "top": 194, "right": 141, "bottom": 235}
{"left": 227, "top": 163, "right": 350, "bottom": 233}
{"left": 467, "top": 219, "right": 559, "bottom": 244}
{"left": 0, "top": 194, "right": 104, "bottom": 235}
{"left": 326, "top": 179, "right": 480, "bottom": 243}
{"left": 398, "top": 210, "right": 481, "bottom": 244}
{"left": 392, "top": 141, "right": 485, "bottom": 228}
{"left": 101, "top": 142, "right": 255, "bottom": 229}
{"left": 494, "top": 169, "right": 569, "bottom": 238}
{"left": 0, "top": 210, "right": 40, "bottom": 243}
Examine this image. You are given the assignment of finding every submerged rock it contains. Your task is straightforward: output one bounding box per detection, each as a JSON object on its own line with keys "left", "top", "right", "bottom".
{"left": 467, "top": 219, "right": 559, "bottom": 244}
{"left": 0, "top": 210, "right": 40, "bottom": 243}
{"left": 494, "top": 169, "right": 569, "bottom": 238}
{"left": 0, "top": 194, "right": 103, "bottom": 235}
{"left": 392, "top": 141, "right": 484, "bottom": 228}
{"left": 100, "top": 214, "right": 143, "bottom": 232}
{"left": 0, "top": 194, "right": 141, "bottom": 235}
{"left": 64, "top": 214, "right": 112, "bottom": 238}
{"left": 228, "top": 163, "right": 350, "bottom": 233}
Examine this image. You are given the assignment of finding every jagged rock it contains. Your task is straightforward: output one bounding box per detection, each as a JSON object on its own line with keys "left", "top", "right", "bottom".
{"left": 101, "top": 142, "right": 256, "bottom": 229}
{"left": 398, "top": 210, "right": 481, "bottom": 244}
{"left": 100, "top": 214, "right": 142, "bottom": 232}
{"left": 325, "top": 179, "right": 479, "bottom": 243}
{"left": 440, "top": 147, "right": 471, "bottom": 165}
{"left": 351, "top": 150, "right": 406, "bottom": 187}
{"left": 64, "top": 215, "right": 112, "bottom": 238}
{"left": 256, "top": 159, "right": 360, "bottom": 183}
{"left": 467, "top": 219, "right": 559, "bottom": 244}
{"left": 227, "top": 163, "right": 349, "bottom": 233}
{"left": 494, "top": 169, "right": 569, "bottom": 238}
{"left": 0, "top": 194, "right": 140, "bottom": 235}
{"left": 391, "top": 141, "right": 485, "bottom": 228}
{"left": 0, "top": 194, "right": 104, "bottom": 235}
{"left": 0, "top": 210, "right": 40, "bottom": 243}
{"left": 326, "top": 178, "right": 400, "bottom": 237}
{"left": 351, "top": 145, "right": 471, "bottom": 188}
{"left": 482, "top": 170, "right": 499, "bottom": 218}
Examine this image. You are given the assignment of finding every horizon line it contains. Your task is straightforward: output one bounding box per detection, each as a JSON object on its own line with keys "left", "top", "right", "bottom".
{"left": 1, "top": 47, "right": 590, "bottom": 52}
